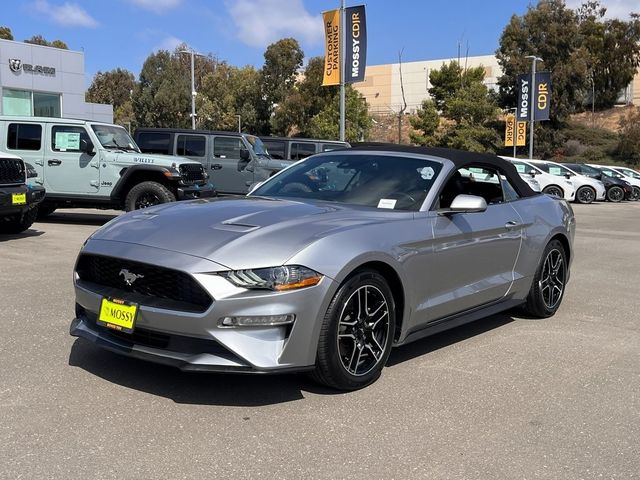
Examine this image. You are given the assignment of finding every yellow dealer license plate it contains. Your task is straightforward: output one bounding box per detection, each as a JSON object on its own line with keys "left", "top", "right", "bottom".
{"left": 98, "top": 298, "right": 138, "bottom": 334}
{"left": 11, "top": 193, "right": 26, "bottom": 205}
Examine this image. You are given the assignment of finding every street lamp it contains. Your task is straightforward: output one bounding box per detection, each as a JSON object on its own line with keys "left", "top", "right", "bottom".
{"left": 525, "top": 55, "right": 543, "bottom": 159}
{"left": 178, "top": 48, "right": 205, "bottom": 130}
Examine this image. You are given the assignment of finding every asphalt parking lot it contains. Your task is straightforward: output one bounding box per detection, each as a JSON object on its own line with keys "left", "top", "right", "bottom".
{"left": 1, "top": 202, "right": 639, "bottom": 479}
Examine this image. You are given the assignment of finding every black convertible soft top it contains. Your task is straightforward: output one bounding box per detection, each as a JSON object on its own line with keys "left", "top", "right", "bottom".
{"left": 350, "top": 143, "right": 538, "bottom": 198}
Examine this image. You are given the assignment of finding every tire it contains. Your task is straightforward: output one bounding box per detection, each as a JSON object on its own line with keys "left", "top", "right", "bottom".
{"left": 575, "top": 186, "right": 596, "bottom": 204}
{"left": 543, "top": 185, "right": 564, "bottom": 198}
{"left": 124, "top": 181, "right": 176, "bottom": 212}
{"left": 606, "top": 186, "right": 624, "bottom": 203}
{"left": 0, "top": 207, "right": 38, "bottom": 234}
{"left": 631, "top": 186, "right": 640, "bottom": 202}
{"left": 311, "top": 270, "right": 396, "bottom": 391}
{"left": 37, "top": 204, "right": 57, "bottom": 219}
{"left": 522, "top": 239, "right": 568, "bottom": 318}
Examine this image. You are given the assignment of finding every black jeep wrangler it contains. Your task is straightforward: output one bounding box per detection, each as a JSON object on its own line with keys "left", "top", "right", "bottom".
{"left": 0, "top": 153, "right": 45, "bottom": 234}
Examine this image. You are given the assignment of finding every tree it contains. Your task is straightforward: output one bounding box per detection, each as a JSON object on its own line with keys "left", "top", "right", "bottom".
{"left": 262, "top": 38, "right": 304, "bottom": 110}
{"left": 496, "top": 0, "right": 588, "bottom": 124}
{"left": 428, "top": 62, "right": 485, "bottom": 113}
{"left": 24, "top": 34, "right": 68, "bottom": 49}
{"left": 618, "top": 109, "right": 640, "bottom": 166}
{"left": 409, "top": 99, "right": 439, "bottom": 145}
{"left": 87, "top": 69, "right": 136, "bottom": 109}
{"left": 308, "top": 86, "right": 371, "bottom": 142}
{"left": 0, "top": 26, "right": 13, "bottom": 40}
{"left": 578, "top": 2, "right": 640, "bottom": 109}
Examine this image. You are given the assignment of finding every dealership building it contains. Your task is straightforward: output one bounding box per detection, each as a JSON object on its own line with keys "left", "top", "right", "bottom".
{"left": 354, "top": 54, "right": 640, "bottom": 114}
{"left": 0, "top": 38, "right": 112, "bottom": 122}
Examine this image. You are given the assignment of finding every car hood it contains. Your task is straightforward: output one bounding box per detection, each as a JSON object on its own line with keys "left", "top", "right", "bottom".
{"left": 89, "top": 197, "right": 406, "bottom": 270}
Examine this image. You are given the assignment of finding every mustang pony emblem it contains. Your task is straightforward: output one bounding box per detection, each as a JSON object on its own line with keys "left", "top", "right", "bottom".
{"left": 119, "top": 269, "right": 144, "bottom": 286}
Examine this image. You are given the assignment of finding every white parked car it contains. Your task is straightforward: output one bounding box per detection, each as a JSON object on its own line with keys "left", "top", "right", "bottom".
{"left": 529, "top": 159, "right": 605, "bottom": 204}
{"left": 500, "top": 157, "right": 575, "bottom": 201}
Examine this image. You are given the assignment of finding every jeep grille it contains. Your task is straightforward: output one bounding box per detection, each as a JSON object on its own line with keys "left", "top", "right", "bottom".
{"left": 0, "top": 158, "right": 25, "bottom": 185}
{"left": 179, "top": 163, "right": 206, "bottom": 184}
{"left": 76, "top": 254, "right": 213, "bottom": 313}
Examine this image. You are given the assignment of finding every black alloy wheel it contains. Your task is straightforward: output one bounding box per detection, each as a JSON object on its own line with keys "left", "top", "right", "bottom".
{"left": 124, "top": 181, "right": 176, "bottom": 212}
{"left": 312, "top": 270, "right": 396, "bottom": 390}
{"left": 543, "top": 185, "right": 564, "bottom": 198}
{"left": 631, "top": 186, "right": 640, "bottom": 201}
{"left": 575, "top": 186, "right": 595, "bottom": 204}
{"left": 606, "top": 186, "right": 624, "bottom": 203}
{"left": 522, "top": 239, "right": 568, "bottom": 318}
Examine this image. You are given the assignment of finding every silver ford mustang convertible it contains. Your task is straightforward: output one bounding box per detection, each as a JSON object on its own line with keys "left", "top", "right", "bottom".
{"left": 71, "top": 146, "right": 575, "bottom": 390}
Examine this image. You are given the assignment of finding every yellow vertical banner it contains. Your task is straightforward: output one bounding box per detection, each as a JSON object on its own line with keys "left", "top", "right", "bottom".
{"left": 516, "top": 121, "right": 527, "bottom": 146}
{"left": 322, "top": 9, "right": 341, "bottom": 86}
{"left": 504, "top": 114, "right": 515, "bottom": 147}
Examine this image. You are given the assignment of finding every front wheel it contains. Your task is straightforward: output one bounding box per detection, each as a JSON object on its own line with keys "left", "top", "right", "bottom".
{"left": 124, "top": 181, "right": 176, "bottom": 212}
{"left": 543, "top": 185, "right": 564, "bottom": 198}
{"left": 631, "top": 186, "right": 640, "bottom": 201}
{"left": 575, "top": 186, "right": 595, "bottom": 204}
{"left": 606, "top": 186, "right": 624, "bottom": 203}
{"left": 0, "top": 207, "right": 38, "bottom": 234}
{"left": 312, "top": 270, "right": 396, "bottom": 391}
{"left": 522, "top": 239, "right": 568, "bottom": 318}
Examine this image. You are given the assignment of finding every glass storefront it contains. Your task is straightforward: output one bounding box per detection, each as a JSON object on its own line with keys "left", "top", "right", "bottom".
{"left": 2, "top": 89, "right": 61, "bottom": 117}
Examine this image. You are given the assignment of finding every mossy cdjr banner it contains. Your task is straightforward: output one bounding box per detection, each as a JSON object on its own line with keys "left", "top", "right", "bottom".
{"left": 345, "top": 5, "right": 366, "bottom": 84}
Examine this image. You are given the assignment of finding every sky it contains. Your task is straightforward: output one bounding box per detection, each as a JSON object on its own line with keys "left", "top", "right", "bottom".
{"left": 2, "top": 0, "right": 638, "bottom": 85}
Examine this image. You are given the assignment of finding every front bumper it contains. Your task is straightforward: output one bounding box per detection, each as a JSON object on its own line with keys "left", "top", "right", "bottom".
{"left": 70, "top": 241, "right": 337, "bottom": 373}
{"left": 0, "top": 184, "right": 45, "bottom": 216}
{"left": 176, "top": 182, "right": 216, "bottom": 201}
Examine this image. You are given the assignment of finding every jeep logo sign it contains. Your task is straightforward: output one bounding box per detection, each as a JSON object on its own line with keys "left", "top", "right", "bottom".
{"left": 8, "top": 58, "right": 56, "bottom": 76}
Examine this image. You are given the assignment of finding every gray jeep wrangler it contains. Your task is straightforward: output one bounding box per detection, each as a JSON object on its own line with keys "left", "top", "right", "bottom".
{"left": 0, "top": 117, "right": 215, "bottom": 216}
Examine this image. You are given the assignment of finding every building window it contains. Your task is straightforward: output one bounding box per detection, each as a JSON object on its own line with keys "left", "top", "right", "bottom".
{"left": 2, "top": 89, "right": 61, "bottom": 117}
{"left": 2, "top": 89, "right": 32, "bottom": 116}
{"left": 34, "top": 92, "right": 61, "bottom": 117}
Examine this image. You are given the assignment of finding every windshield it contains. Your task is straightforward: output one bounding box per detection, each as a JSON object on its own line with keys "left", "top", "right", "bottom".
{"left": 244, "top": 135, "right": 270, "bottom": 157}
{"left": 599, "top": 168, "right": 623, "bottom": 179}
{"left": 616, "top": 167, "right": 640, "bottom": 179}
{"left": 91, "top": 124, "right": 139, "bottom": 152}
{"left": 251, "top": 153, "right": 443, "bottom": 211}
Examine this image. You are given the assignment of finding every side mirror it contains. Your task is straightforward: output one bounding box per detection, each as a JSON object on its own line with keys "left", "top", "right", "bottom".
{"left": 80, "top": 139, "right": 95, "bottom": 155}
{"left": 564, "top": 173, "right": 572, "bottom": 179}
{"left": 25, "top": 162, "right": 38, "bottom": 178}
{"left": 529, "top": 169, "right": 537, "bottom": 177}
{"left": 240, "top": 149, "right": 250, "bottom": 161}
{"left": 438, "top": 194, "right": 487, "bottom": 215}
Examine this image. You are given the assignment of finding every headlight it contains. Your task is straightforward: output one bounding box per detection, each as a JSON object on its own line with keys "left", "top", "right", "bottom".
{"left": 223, "top": 265, "right": 322, "bottom": 291}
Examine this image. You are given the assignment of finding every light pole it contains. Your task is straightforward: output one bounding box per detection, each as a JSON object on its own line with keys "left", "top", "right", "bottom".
{"left": 339, "top": 0, "right": 346, "bottom": 142}
{"left": 178, "top": 48, "right": 204, "bottom": 130}
{"left": 236, "top": 114, "right": 241, "bottom": 133}
{"left": 525, "top": 55, "right": 542, "bottom": 159}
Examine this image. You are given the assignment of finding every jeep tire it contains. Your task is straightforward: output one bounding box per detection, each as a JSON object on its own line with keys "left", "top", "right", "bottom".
{"left": 124, "top": 181, "right": 176, "bottom": 212}
{"left": 0, "top": 207, "right": 39, "bottom": 234}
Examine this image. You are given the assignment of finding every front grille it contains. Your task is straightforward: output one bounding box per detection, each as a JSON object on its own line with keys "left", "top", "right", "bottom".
{"left": 179, "top": 163, "right": 206, "bottom": 184}
{"left": 76, "top": 254, "right": 212, "bottom": 313}
{"left": 0, "top": 158, "right": 25, "bottom": 185}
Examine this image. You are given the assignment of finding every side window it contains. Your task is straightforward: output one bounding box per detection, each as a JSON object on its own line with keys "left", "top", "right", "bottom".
{"left": 291, "top": 142, "right": 316, "bottom": 160}
{"left": 500, "top": 176, "right": 520, "bottom": 202}
{"left": 263, "top": 140, "right": 286, "bottom": 159}
{"left": 51, "top": 126, "right": 92, "bottom": 152}
{"left": 7, "top": 123, "right": 42, "bottom": 150}
{"left": 511, "top": 161, "right": 529, "bottom": 174}
{"left": 322, "top": 143, "right": 346, "bottom": 152}
{"left": 137, "top": 133, "right": 171, "bottom": 154}
{"left": 213, "top": 136, "right": 243, "bottom": 159}
{"left": 176, "top": 135, "right": 206, "bottom": 157}
{"left": 439, "top": 166, "right": 505, "bottom": 208}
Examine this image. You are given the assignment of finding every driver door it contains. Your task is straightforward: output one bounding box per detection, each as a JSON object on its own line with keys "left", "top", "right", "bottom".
{"left": 210, "top": 135, "right": 254, "bottom": 194}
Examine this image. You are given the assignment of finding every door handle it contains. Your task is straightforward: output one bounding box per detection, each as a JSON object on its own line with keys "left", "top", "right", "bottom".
{"left": 505, "top": 221, "right": 520, "bottom": 229}
{"left": 48, "top": 159, "right": 62, "bottom": 166}
{"left": 211, "top": 164, "right": 223, "bottom": 170}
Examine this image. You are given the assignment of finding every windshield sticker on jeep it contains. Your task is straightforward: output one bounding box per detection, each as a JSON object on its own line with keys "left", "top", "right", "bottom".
{"left": 133, "top": 157, "right": 154, "bottom": 164}
{"left": 417, "top": 166, "right": 435, "bottom": 180}
{"left": 55, "top": 132, "right": 80, "bottom": 151}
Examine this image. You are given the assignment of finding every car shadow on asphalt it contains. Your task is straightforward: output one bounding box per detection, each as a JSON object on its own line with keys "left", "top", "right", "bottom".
{"left": 0, "top": 228, "right": 45, "bottom": 242}
{"left": 38, "top": 211, "right": 119, "bottom": 226}
{"left": 387, "top": 312, "right": 515, "bottom": 367}
{"left": 68, "top": 338, "right": 340, "bottom": 406}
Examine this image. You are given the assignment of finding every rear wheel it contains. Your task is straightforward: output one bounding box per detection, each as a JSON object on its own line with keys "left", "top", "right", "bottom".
{"left": 312, "top": 270, "right": 396, "bottom": 391}
{"left": 522, "top": 239, "right": 567, "bottom": 318}
{"left": 124, "top": 181, "right": 176, "bottom": 212}
{"left": 631, "top": 186, "right": 640, "bottom": 201}
{"left": 0, "top": 207, "right": 38, "bottom": 234}
{"left": 575, "top": 186, "right": 595, "bottom": 204}
{"left": 606, "top": 186, "right": 624, "bottom": 203}
{"left": 543, "top": 185, "right": 564, "bottom": 198}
